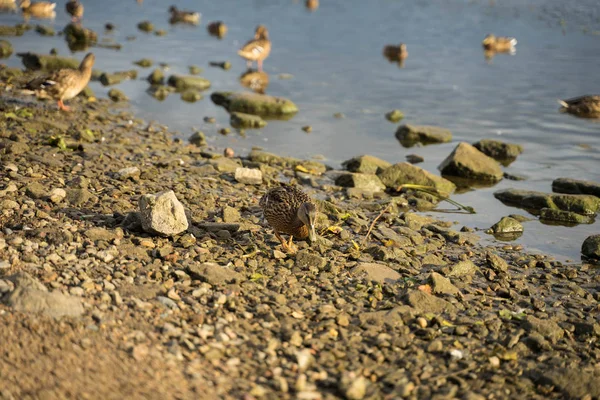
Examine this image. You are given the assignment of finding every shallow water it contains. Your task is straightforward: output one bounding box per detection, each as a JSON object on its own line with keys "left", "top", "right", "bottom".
{"left": 2, "top": 0, "right": 599, "bottom": 261}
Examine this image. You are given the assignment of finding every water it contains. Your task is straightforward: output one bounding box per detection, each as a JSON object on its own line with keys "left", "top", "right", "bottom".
{"left": 2, "top": 0, "right": 600, "bottom": 261}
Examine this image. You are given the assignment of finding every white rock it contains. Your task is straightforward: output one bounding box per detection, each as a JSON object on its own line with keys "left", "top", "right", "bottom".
{"left": 117, "top": 167, "right": 141, "bottom": 180}
{"left": 49, "top": 188, "right": 67, "bottom": 204}
{"left": 139, "top": 190, "right": 189, "bottom": 236}
{"left": 234, "top": 167, "right": 262, "bottom": 185}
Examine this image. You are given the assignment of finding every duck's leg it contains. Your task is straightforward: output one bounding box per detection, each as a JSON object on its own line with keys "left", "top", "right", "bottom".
{"left": 246, "top": 60, "right": 252, "bottom": 69}
{"left": 274, "top": 231, "right": 295, "bottom": 254}
{"left": 258, "top": 60, "right": 263, "bottom": 72}
{"left": 57, "top": 100, "right": 71, "bottom": 112}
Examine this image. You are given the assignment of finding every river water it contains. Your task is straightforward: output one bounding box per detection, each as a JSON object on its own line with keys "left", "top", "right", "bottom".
{"left": 2, "top": 0, "right": 599, "bottom": 261}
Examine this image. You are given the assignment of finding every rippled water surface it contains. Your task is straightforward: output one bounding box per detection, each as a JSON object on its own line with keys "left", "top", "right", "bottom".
{"left": 2, "top": 0, "right": 600, "bottom": 260}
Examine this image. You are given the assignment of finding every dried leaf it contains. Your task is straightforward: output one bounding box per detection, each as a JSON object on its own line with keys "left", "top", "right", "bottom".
{"left": 418, "top": 284, "right": 432, "bottom": 294}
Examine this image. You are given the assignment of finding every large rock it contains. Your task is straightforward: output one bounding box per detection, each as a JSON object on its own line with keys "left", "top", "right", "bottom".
{"left": 472, "top": 139, "right": 523, "bottom": 162}
{"left": 351, "top": 263, "right": 401, "bottom": 284}
{"left": 234, "top": 167, "right": 262, "bottom": 185}
{"left": 3, "top": 272, "right": 84, "bottom": 318}
{"left": 395, "top": 125, "right": 452, "bottom": 147}
{"left": 539, "top": 208, "right": 592, "bottom": 224}
{"left": 428, "top": 272, "right": 460, "bottom": 295}
{"left": 535, "top": 368, "right": 600, "bottom": 399}
{"left": 438, "top": 142, "right": 503, "bottom": 182}
{"left": 377, "top": 162, "right": 456, "bottom": 194}
{"left": 487, "top": 216, "right": 523, "bottom": 234}
{"left": 211, "top": 91, "right": 298, "bottom": 117}
{"left": 522, "top": 316, "right": 564, "bottom": 344}
{"left": 494, "top": 189, "right": 600, "bottom": 215}
{"left": 582, "top": 235, "right": 600, "bottom": 260}
{"left": 552, "top": 177, "right": 600, "bottom": 198}
{"left": 335, "top": 173, "right": 386, "bottom": 193}
{"left": 138, "top": 190, "right": 189, "bottom": 236}
{"left": 342, "top": 155, "right": 391, "bottom": 175}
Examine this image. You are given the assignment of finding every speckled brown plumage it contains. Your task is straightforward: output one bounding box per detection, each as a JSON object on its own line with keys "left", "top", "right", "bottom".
{"left": 559, "top": 95, "right": 600, "bottom": 119}
{"left": 260, "top": 184, "right": 315, "bottom": 252}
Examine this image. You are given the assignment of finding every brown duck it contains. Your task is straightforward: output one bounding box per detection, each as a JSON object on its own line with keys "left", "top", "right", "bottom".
{"left": 207, "top": 21, "right": 227, "bottom": 38}
{"left": 383, "top": 43, "right": 408, "bottom": 63}
{"left": 65, "top": 0, "right": 83, "bottom": 22}
{"left": 558, "top": 95, "right": 600, "bottom": 119}
{"left": 27, "top": 52, "right": 95, "bottom": 111}
{"left": 260, "top": 183, "right": 317, "bottom": 253}
{"left": 238, "top": 25, "right": 271, "bottom": 72}
{"left": 19, "top": 0, "right": 56, "bottom": 18}
{"left": 482, "top": 34, "right": 517, "bottom": 52}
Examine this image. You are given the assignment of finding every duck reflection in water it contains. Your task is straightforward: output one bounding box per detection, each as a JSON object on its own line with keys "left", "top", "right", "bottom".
{"left": 239, "top": 70, "right": 269, "bottom": 94}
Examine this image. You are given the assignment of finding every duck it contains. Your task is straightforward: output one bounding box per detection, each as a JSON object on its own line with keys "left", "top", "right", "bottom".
{"left": 65, "top": 0, "right": 83, "bottom": 22}
{"left": 306, "top": 0, "right": 318, "bottom": 11}
{"left": 19, "top": 0, "right": 55, "bottom": 18}
{"left": 558, "top": 95, "right": 600, "bottom": 119}
{"left": 27, "top": 52, "right": 95, "bottom": 111}
{"left": 207, "top": 21, "right": 227, "bottom": 38}
{"left": 168, "top": 5, "right": 200, "bottom": 25}
{"left": 0, "top": 0, "right": 16, "bottom": 12}
{"left": 238, "top": 25, "right": 271, "bottom": 72}
{"left": 482, "top": 34, "right": 517, "bottom": 52}
{"left": 260, "top": 183, "right": 317, "bottom": 253}
{"left": 383, "top": 43, "right": 408, "bottom": 62}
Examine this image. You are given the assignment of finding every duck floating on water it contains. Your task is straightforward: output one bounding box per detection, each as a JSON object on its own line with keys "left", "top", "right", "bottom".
{"left": 238, "top": 25, "right": 271, "bottom": 72}
{"left": 558, "top": 95, "right": 600, "bottom": 119}
{"left": 482, "top": 34, "right": 517, "bottom": 52}
{"left": 65, "top": 0, "right": 83, "bottom": 22}
{"left": 260, "top": 183, "right": 317, "bottom": 254}
{"left": 19, "top": 0, "right": 56, "bottom": 19}
{"left": 169, "top": 5, "right": 200, "bottom": 25}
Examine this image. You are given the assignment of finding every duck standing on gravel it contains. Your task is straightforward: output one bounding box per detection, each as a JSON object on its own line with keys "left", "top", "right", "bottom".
{"left": 27, "top": 52, "right": 95, "bottom": 111}
{"left": 482, "top": 34, "right": 517, "bottom": 52}
{"left": 19, "top": 0, "right": 56, "bottom": 18}
{"left": 260, "top": 183, "right": 317, "bottom": 254}
{"left": 238, "top": 25, "right": 271, "bottom": 72}
{"left": 169, "top": 5, "right": 200, "bottom": 24}
{"left": 559, "top": 95, "right": 600, "bottom": 119}
{"left": 65, "top": 0, "right": 83, "bottom": 22}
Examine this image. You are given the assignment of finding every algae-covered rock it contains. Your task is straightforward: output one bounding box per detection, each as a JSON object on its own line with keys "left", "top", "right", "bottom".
{"left": 180, "top": 90, "right": 203, "bottom": 103}
{"left": 100, "top": 70, "right": 138, "bottom": 86}
{"left": 0, "top": 25, "right": 25, "bottom": 37}
{"left": 335, "top": 173, "right": 386, "bottom": 193}
{"left": 209, "top": 61, "right": 231, "bottom": 70}
{"left": 189, "top": 65, "right": 202, "bottom": 75}
{"left": 494, "top": 189, "right": 600, "bottom": 215}
{"left": 385, "top": 109, "right": 404, "bottom": 123}
{"left": 0, "top": 39, "right": 13, "bottom": 58}
{"left": 147, "top": 68, "right": 164, "bottom": 85}
{"left": 108, "top": 88, "right": 128, "bottom": 102}
{"left": 139, "top": 190, "right": 189, "bottom": 236}
{"left": 248, "top": 150, "right": 326, "bottom": 174}
{"left": 395, "top": 124, "right": 452, "bottom": 147}
{"left": 18, "top": 52, "right": 77, "bottom": 71}
{"left": 230, "top": 112, "right": 266, "bottom": 129}
{"left": 147, "top": 85, "right": 173, "bottom": 101}
{"left": 211, "top": 91, "right": 298, "bottom": 117}
{"left": 63, "top": 23, "right": 97, "bottom": 48}
{"left": 438, "top": 142, "right": 503, "bottom": 182}
{"left": 581, "top": 235, "right": 600, "bottom": 260}
{"left": 167, "top": 75, "right": 211, "bottom": 91}
{"left": 35, "top": 25, "right": 54, "bottom": 36}
{"left": 137, "top": 20, "right": 154, "bottom": 32}
{"left": 552, "top": 177, "right": 600, "bottom": 198}
{"left": 378, "top": 162, "right": 456, "bottom": 195}
{"left": 539, "top": 208, "right": 592, "bottom": 224}
{"left": 486, "top": 217, "right": 523, "bottom": 235}
{"left": 207, "top": 21, "right": 227, "bottom": 38}
{"left": 473, "top": 139, "right": 523, "bottom": 163}
{"left": 134, "top": 58, "right": 153, "bottom": 68}
{"left": 342, "top": 155, "right": 391, "bottom": 175}
{"left": 189, "top": 131, "right": 206, "bottom": 146}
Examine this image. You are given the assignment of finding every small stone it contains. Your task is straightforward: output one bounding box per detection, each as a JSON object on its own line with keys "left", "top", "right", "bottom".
{"left": 487, "top": 216, "right": 523, "bottom": 234}
{"left": 273, "top": 250, "right": 287, "bottom": 259}
{"left": 49, "top": 188, "right": 66, "bottom": 204}
{"left": 139, "top": 190, "right": 189, "bottom": 236}
{"left": 295, "top": 250, "right": 326, "bottom": 270}
{"left": 117, "top": 167, "right": 140, "bottom": 180}
{"left": 302, "top": 125, "right": 312, "bottom": 133}
{"left": 186, "top": 262, "right": 244, "bottom": 285}
{"left": 339, "top": 372, "right": 368, "bottom": 400}
{"left": 522, "top": 316, "right": 564, "bottom": 344}
{"left": 385, "top": 109, "right": 404, "bottom": 123}
{"left": 416, "top": 317, "right": 427, "bottom": 328}
{"left": 189, "top": 131, "right": 206, "bottom": 146}
{"left": 342, "top": 155, "right": 391, "bottom": 175}
{"left": 351, "top": 263, "right": 401, "bottom": 284}
{"left": 395, "top": 124, "right": 452, "bottom": 147}
{"left": 108, "top": 88, "right": 128, "bottom": 102}
{"left": 25, "top": 182, "right": 46, "bottom": 199}
{"left": 486, "top": 252, "right": 509, "bottom": 273}
{"left": 403, "top": 290, "right": 456, "bottom": 313}
{"left": 336, "top": 313, "right": 350, "bottom": 327}
{"left": 224, "top": 148, "right": 234, "bottom": 158}
{"left": 222, "top": 206, "right": 241, "bottom": 223}
{"left": 582, "top": 234, "right": 600, "bottom": 260}
{"left": 295, "top": 349, "right": 314, "bottom": 372}
{"left": 405, "top": 154, "right": 424, "bottom": 164}
{"left": 428, "top": 272, "right": 460, "bottom": 295}
{"left": 234, "top": 167, "right": 262, "bottom": 185}
{"left": 446, "top": 260, "right": 478, "bottom": 278}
